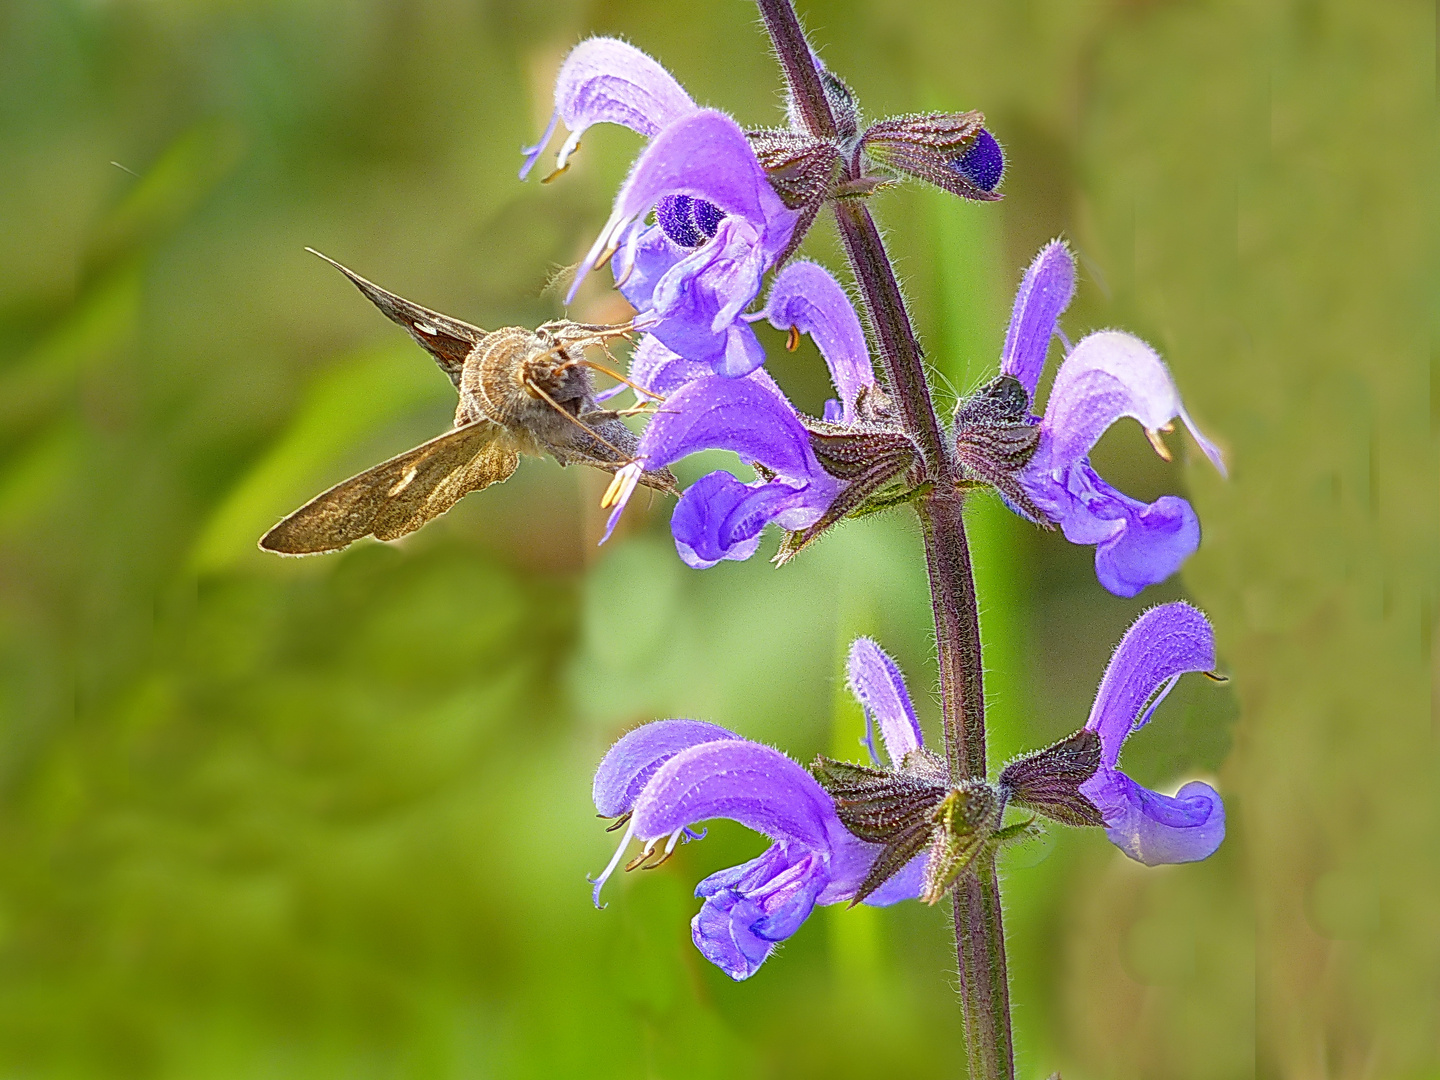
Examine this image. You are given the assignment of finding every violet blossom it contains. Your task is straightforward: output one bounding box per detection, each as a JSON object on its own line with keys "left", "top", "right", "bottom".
{"left": 590, "top": 638, "right": 931, "bottom": 981}
{"left": 599, "top": 261, "right": 892, "bottom": 567}
{"left": 994, "top": 240, "right": 1226, "bottom": 597}
{"left": 1075, "top": 601, "right": 1227, "bottom": 864}
{"left": 522, "top": 38, "right": 798, "bottom": 377}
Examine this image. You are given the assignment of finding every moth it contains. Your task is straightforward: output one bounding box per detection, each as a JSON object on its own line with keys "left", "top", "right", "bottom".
{"left": 259, "top": 252, "right": 675, "bottom": 555}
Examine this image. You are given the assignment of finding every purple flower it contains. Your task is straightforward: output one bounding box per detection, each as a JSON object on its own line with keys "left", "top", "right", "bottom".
{"left": 578, "top": 110, "right": 800, "bottom": 376}
{"left": 520, "top": 38, "right": 798, "bottom": 378}
{"left": 591, "top": 643, "right": 929, "bottom": 980}
{"left": 1077, "top": 602, "right": 1226, "bottom": 864}
{"left": 997, "top": 241, "right": 1226, "bottom": 597}
{"left": 600, "top": 262, "right": 882, "bottom": 566}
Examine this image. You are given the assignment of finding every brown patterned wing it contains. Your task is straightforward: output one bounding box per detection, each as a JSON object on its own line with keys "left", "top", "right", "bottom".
{"left": 259, "top": 421, "right": 519, "bottom": 555}
{"left": 307, "top": 249, "right": 484, "bottom": 386}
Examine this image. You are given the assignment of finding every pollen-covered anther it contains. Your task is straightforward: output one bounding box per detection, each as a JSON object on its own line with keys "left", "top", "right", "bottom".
{"left": 600, "top": 462, "right": 643, "bottom": 510}
{"left": 786, "top": 325, "right": 801, "bottom": 351}
{"left": 540, "top": 159, "right": 572, "bottom": 185}
{"left": 1145, "top": 423, "right": 1176, "bottom": 461}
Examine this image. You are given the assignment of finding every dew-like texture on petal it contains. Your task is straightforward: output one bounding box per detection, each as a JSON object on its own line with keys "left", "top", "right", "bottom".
{"left": 520, "top": 37, "right": 694, "bottom": 179}
{"left": 1021, "top": 452, "right": 1200, "bottom": 597}
{"left": 1079, "top": 772, "right": 1225, "bottom": 865}
{"left": 631, "top": 740, "right": 837, "bottom": 849}
{"left": 592, "top": 719, "right": 738, "bottom": 818}
{"left": 763, "top": 262, "right": 874, "bottom": 423}
{"left": 1077, "top": 603, "right": 1225, "bottom": 864}
{"left": 846, "top": 638, "right": 923, "bottom": 762}
{"left": 656, "top": 194, "right": 725, "bottom": 248}
{"left": 1041, "top": 331, "right": 1226, "bottom": 475}
{"left": 1000, "top": 241, "right": 1075, "bottom": 398}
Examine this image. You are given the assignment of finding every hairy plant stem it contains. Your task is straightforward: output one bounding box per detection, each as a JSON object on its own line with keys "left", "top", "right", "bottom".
{"left": 754, "top": 2, "right": 1015, "bottom": 1077}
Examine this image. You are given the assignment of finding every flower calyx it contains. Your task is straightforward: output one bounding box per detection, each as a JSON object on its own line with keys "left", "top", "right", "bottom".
{"left": 997, "top": 728, "right": 1104, "bottom": 828}
{"left": 812, "top": 750, "right": 1011, "bottom": 905}
{"left": 952, "top": 374, "right": 1047, "bottom": 522}
{"left": 773, "top": 418, "right": 921, "bottom": 565}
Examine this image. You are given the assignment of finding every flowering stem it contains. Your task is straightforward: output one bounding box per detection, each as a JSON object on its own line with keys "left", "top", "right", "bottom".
{"left": 754, "top": 2, "right": 1015, "bottom": 1076}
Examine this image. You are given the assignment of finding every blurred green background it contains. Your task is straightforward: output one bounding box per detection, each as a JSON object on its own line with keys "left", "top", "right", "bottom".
{"left": 0, "top": 0, "right": 1431, "bottom": 1077}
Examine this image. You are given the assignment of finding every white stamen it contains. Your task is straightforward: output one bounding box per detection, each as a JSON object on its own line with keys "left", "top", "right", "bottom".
{"left": 589, "top": 816, "right": 636, "bottom": 909}
{"left": 663, "top": 826, "right": 685, "bottom": 856}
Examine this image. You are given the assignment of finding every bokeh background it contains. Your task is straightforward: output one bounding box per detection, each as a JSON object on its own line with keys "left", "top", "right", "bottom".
{"left": 0, "top": 0, "right": 1431, "bottom": 1077}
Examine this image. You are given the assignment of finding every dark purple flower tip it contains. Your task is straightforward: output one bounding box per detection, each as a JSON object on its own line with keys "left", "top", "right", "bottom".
{"left": 655, "top": 194, "right": 726, "bottom": 248}
{"left": 953, "top": 128, "right": 1003, "bottom": 192}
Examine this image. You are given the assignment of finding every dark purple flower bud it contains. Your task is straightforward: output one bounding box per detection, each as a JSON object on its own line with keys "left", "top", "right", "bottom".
{"left": 858, "top": 111, "right": 1001, "bottom": 202}
{"left": 953, "top": 127, "right": 1003, "bottom": 192}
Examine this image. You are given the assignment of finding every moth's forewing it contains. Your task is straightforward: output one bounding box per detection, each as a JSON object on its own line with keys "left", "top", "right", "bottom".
{"left": 307, "top": 249, "right": 484, "bottom": 386}
{"left": 370, "top": 427, "right": 519, "bottom": 541}
{"left": 259, "top": 421, "right": 518, "bottom": 555}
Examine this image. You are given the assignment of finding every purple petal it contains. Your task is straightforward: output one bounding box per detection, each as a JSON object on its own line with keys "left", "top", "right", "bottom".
{"left": 617, "top": 222, "right": 771, "bottom": 377}
{"left": 1078, "top": 771, "right": 1225, "bottom": 865}
{"left": 573, "top": 110, "right": 797, "bottom": 302}
{"left": 671, "top": 471, "right": 828, "bottom": 569}
{"left": 1084, "top": 602, "right": 1215, "bottom": 765}
{"left": 1041, "top": 331, "right": 1226, "bottom": 476}
{"left": 635, "top": 375, "right": 820, "bottom": 479}
{"left": 630, "top": 739, "right": 838, "bottom": 850}
{"left": 691, "top": 847, "right": 828, "bottom": 983}
{"left": 763, "top": 262, "right": 875, "bottom": 423}
{"left": 520, "top": 37, "right": 695, "bottom": 180}
{"left": 593, "top": 719, "right": 738, "bottom": 818}
{"left": 845, "top": 638, "right": 924, "bottom": 762}
{"left": 1000, "top": 240, "right": 1076, "bottom": 398}
{"left": 627, "top": 334, "right": 712, "bottom": 396}
{"left": 860, "top": 852, "right": 927, "bottom": 906}
{"left": 692, "top": 890, "right": 768, "bottom": 979}
{"left": 1020, "top": 453, "right": 1201, "bottom": 597}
